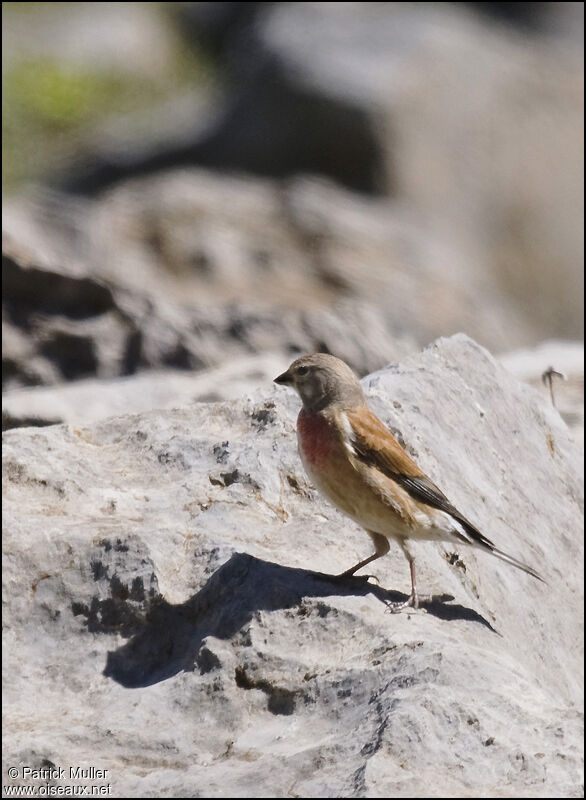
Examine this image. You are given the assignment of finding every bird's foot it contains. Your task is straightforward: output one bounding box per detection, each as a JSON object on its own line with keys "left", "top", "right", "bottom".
{"left": 385, "top": 591, "right": 428, "bottom": 614}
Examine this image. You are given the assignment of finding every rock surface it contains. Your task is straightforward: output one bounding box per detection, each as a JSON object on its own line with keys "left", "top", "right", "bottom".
{"left": 2, "top": 334, "right": 583, "bottom": 797}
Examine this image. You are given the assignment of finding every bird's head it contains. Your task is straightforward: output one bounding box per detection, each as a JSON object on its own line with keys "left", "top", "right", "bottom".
{"left": 274, "top": 353, "right": 365, "bottom": 412}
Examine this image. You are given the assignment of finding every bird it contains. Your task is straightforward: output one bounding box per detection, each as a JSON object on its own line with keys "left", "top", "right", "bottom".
{"left": 274, "top": 352, "right": 544, "bottom": 611}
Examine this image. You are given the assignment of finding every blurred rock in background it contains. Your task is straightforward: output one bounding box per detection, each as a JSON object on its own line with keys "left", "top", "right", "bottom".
{"left": 500, "top": 340, "right": 584, "bottom": 443}
{"left": 3, "top": 5, "right": 583, "bottom": 416}
{"left": 1, "top": 0, "right": 584, "bottom": 439}
{"left": 35, "top": 2, "right": 586, "bottom": 341}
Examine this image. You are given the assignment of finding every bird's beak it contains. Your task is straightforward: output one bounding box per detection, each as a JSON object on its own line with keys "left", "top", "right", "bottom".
{"left": 274, "top": 368, "right": 294, "bottom": 385}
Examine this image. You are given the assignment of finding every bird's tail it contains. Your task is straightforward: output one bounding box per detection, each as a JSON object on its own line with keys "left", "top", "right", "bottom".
{"left": 485, "top": 545, "right": 545, "bottom": 583}
{"left": 454, "top": 517, "right": 546, "bottom": 583}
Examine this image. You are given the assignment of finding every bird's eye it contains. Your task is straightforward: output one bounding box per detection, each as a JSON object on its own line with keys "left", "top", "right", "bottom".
{"left": 296, "top": 366, "right": 309, "bottom": 376}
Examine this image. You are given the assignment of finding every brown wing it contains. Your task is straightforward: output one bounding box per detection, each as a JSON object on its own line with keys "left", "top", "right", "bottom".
{"left": 345, "top": 407, "right": 496, "bottom": 550}
{"left": 346, "top": 406, "right": 545, "bottom": 582}
{"left": 345, "top": 407, "right": 424, "bottom": 478}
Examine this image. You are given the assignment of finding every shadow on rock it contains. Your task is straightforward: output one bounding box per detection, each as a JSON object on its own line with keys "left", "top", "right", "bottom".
{"left": 104, "top": 552, "right": 496, "bottom": 688}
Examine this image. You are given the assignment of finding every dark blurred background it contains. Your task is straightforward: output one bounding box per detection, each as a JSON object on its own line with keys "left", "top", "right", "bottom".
{"left": 2, "top": 2, "right": 584, "bottom": 434}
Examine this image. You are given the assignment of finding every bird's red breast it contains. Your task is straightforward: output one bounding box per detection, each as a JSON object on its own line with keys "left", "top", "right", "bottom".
{"left": 297, "top": 408, "right": 340, "bottom": 469}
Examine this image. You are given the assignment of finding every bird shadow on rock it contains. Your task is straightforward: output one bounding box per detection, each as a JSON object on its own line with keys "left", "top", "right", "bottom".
{"left": 104, "top": 551, "right": 497, "bottom": 688}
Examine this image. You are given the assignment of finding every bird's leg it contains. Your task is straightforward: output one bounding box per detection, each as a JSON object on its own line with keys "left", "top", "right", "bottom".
{"left": 338, "top": 531, "right": 389, "bottom": 579}
{"left": 386, "top": 541, "right": 428, "bottom": 613}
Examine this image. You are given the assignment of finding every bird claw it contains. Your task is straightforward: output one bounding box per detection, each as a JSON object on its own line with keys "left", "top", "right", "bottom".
{"left": 385, "top": 592, "right": 427, "bottom": 614}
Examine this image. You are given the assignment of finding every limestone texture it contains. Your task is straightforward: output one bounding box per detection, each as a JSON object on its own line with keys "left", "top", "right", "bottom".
{"left": 2, "top": 335, "right": 583, "bottom": 797}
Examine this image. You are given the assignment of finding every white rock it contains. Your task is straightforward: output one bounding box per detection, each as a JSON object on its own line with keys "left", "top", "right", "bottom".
{"left": 2, "top": 335, "right": 583, "bottom": 797}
